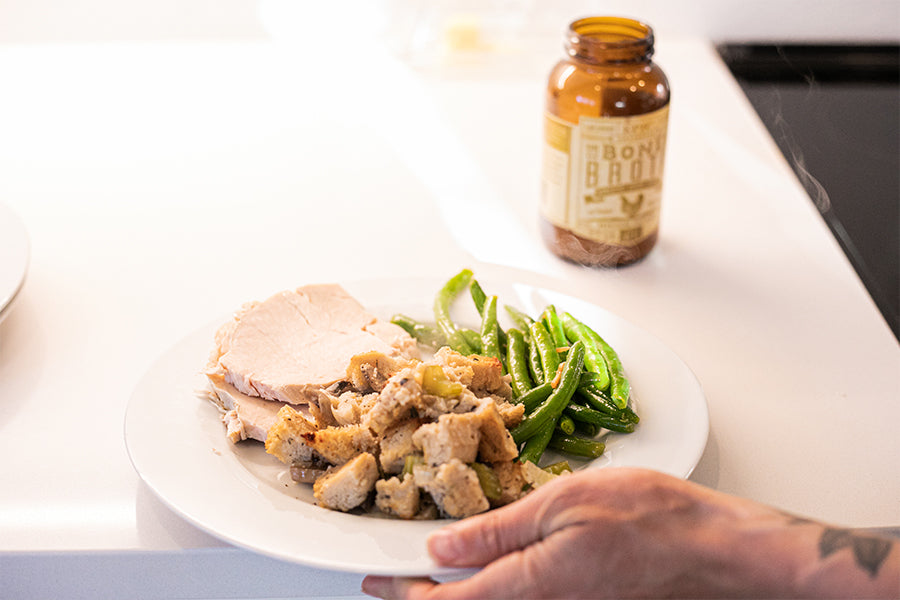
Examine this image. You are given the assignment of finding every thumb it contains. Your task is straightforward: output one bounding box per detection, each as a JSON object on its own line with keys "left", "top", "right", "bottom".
{"left": 427, "top": 487, "right": 550, "bottom": 567}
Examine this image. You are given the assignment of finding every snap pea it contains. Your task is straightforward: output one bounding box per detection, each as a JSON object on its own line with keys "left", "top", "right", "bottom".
{"left": 517, "top": 417, "right": 556, "bottom": 464}
{"left": 390, "top": 314, "right": 446, "bottom": 349}
{"left": 470, "top": 280, "right": 507, "bottom": 352}
{"left": 511, "top": 341, "right": 585, "bottom": 444}
{"left": 470, "top": 279, "right": 487, "bottom": 314}
{"left": 560, "top": 312, "right": 610, "bottom": 391}
{"left": 460, "top": 328, "right": 482, "bottom": 354}
{"left": 548, "top": 432, "right": 606, "bottom": 458}
{"left": 506, "top": 328, "right": 534, "bottom": 398}
{"left": 541, "top": 305, "right": 568, "bottom": 349}
{"left": 505, "top": 305, "right": 535, "bottom": 339}
{"left": 528, "top": 336, "right": 544, "bottom": 384}
{"left": 576, "top": 375, "right": 621, "bottom": 415}
{"left": 576, "top": 380, "right": 640, "bottom": 423}
{"left": 479, "top": 295, "right": 503, "bottom": 371}
{"left": 561, "top": 312, "right": 630, "bottom": 409}
{"left": 529, "top": 321, "right": 560, "bottom": 385}
{"left": 591, "top": 333, "right": 630, "bottom": 410}
{"left": 564, "top": 403, "right": 636, "bottom": 434}
{"left": 434, "top": 269, "right": 475, "bottom": 355}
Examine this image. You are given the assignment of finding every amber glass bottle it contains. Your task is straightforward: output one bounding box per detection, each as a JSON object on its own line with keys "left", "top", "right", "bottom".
{"left": 539, "top": 16, "right": 670, "bottom": 267}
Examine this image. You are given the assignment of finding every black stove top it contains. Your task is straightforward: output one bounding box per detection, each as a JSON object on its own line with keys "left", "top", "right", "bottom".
{"left": 719, "top": 44, "right": 899, "bottom": 341}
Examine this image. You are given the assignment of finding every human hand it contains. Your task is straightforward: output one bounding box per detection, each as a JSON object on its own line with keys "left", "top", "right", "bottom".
{"left": 361, "top": 467, "right": 899, "bottom": 599}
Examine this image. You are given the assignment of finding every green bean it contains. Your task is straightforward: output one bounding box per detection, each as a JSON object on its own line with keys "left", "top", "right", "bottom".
{"left": 529, "top": 321, "right": 560, "bottom": 385}
{"left": 575, "top": 420, "right": 602, "bottom": 438}
{"left": 506, "top": 328, "right": 534, "bottom": 398}
{"left": 576, "top": 376, "right": 621, "bottom": 415}
{"left": 621, "top": 406, "right": 640, "bottom": 424}
{"left": 592, "top": 332, "right": 630, "bottom": 410}
{"left": 548, "top": 432, "right": 606, "bottom": 458}
{"left": 564, "top": 403, "right": 636, "bottom": 434}
{"left": 528, "top": 336, "right": 544, "bottom": 384}
{"left": 541, "top": 305, "right": 568, "bottom": 349}
{"left": 471, "top": 462, "right": 502, "bottom": 501}
{"left": 560, "top": 312, "right": 610, "bottom": 391}
{"left": 471, "top": 280, "right": 507, "bottom": 351}
{"left": 511, "top": 341, "right": 585, "bottom": 444}
{"left": 479, "top": 295, "right": 503, "bottom": 371}
{"left": 516, "top": 382, "right": 553, "bottom": 413}
{"left": 434, "top": 269, "right": 475, "bottom": 355}
{"left": 558, "top": 414, "right": 576, "bottom": 435}
{"left": 576, "top": 380, "right": 640, "bottom": 423}
{"left": 517, "top": 417, "right": 556, "bottom": 464}
{"left": 390, "top": 314, "right": 447, "bottom": 348}
{"left": 505, "top": 305, "right": 535, "bottom": 338}
{"left": 460, "top": 328, "right": 482, "bottom": 354}
{"left": 470, "top": 279, "right": 487, "bottom": 314}
{"left": 561, "top": 312, "right": 630, "bottom": 409}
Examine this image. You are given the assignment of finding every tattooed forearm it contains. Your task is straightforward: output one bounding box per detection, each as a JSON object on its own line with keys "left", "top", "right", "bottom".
{"left": 819, "top": 527, "right": 895, "bottom": 578}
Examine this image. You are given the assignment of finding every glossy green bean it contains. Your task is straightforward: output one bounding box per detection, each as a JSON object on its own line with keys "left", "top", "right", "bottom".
{"left": 548, "top": 432, "right": 606, "bottom": 458}
{"left": 558, "top": 414, "right": 576, "bottom": 435}
{"left": 516, "top": 382, "right": 553, "bottom": 413}
{"left": 505, "top": 305, "right": 535, "bottom": 339}
{"left": 541, "top": 304, "right": 568, "bottom": 349}
{"left": 576, "top": 379, "right": 640, "bottom": 423}
{"left": 480, "top": 295, "right": 503, "bottom": 371}
{"left": 460, "top": 328, "right": 482, "bottom": 354}
{"left": 471, "top": 280, "right": 507, "bottom": 351}
{"left": 562, "top": 312, "right": 629, "bottom": 409}
{"left": 564, "top": 403, "right": 636, "bottom": 434}
{"left": 575, "top": 420, "right": 602, "bottom": 438}
{"left": 560, "top": 312, "right": 610, "bottom": 391}
{"left": 529, "top": 321, "right": 560, "bottom": 385}
{"left": 434, "top": 269, "right": 475, "bottom": 355}
{"left": 390, "top": 314, "right": 446, "bottom": 349}
{"left": 528, "top": 336, "right": 544, "bottom": 384}
{"left": 517, "top": 417, "right": 556, "bottom": 464}
{"left": 469, "top": 279, "right": 487, "bottom": 314}
{"left": 511, "top": 341, "right": 585, "bottom": 444}
{"left": 506, "top": 328, "right": 534, "bottom": 398}
{"left": 576, "top": 376, "right": 621, "bottom": 415}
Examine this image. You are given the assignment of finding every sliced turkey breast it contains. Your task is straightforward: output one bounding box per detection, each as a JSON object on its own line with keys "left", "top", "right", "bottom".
{"left": 205, "top": 379, "right": 287, "bottom": 443}
{"left": 205, "top": 284, "right": 418, "bottom": 406}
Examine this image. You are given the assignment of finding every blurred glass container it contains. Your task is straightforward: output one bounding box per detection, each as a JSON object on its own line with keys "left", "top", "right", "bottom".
{"left": 539, "top": 16, "right": 670, "bottom": 267}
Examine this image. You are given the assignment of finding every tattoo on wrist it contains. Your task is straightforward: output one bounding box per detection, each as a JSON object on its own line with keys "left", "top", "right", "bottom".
{"left": 783, "top": 514, "right": 895, "bottom": 578}
{"left": 819, "top": 528, "right": 894, "bottom": 578}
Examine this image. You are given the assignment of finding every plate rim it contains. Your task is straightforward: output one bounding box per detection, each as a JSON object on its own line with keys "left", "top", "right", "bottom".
{"left": 0, "top": 202, "right": 30, "bottom": 323}
{"left": 124, "top": 273, "right": 709, "bottom": 575}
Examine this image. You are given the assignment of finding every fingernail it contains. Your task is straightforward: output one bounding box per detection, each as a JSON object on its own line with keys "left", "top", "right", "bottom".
{"left": 428, "top": 528, "right": 459, "bottom": 562}
{"left": 360, "top": 575, "right": 389, "bottom": 598}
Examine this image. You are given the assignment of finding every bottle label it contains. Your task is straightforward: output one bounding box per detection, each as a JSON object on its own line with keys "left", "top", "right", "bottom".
{"left": 540, "top": 106, "right": 669, "bottom": 247}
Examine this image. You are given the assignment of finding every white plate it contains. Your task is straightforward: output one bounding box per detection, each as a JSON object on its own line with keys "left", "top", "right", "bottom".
{"left": 0, "top": 203, "right": 29, "bottom": 323}
{"left": 125, "top": 276, "right": 709, "bottom": 575}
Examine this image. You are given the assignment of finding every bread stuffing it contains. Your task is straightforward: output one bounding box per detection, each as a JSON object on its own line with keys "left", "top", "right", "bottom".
{"left": 205, "top": 283, "right": 556, "bottom": 519}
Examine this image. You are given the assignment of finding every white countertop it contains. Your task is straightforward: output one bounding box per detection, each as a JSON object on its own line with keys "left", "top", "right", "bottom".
{"left": 1, "top": 2, "right": 898, "bottom": 598}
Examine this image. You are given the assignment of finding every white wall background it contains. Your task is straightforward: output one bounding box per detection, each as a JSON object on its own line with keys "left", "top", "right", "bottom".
{"left": 0, "top": 0, "right": 897, "bottom": 43}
